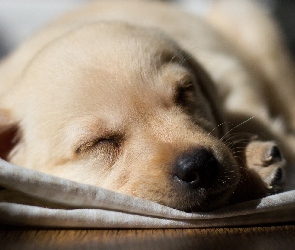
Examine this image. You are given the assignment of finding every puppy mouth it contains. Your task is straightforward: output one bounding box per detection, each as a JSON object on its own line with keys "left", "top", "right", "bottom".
{"left": 189, "top": 186, "right": 238, "bottom": 212}
{"left": 171, "top": 177, "right": 239, "bottom": 212}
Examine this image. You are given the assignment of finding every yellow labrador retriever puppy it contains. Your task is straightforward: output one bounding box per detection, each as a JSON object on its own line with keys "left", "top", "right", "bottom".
{"left": 0, "top": 0, "right": 294, "bottom": 211}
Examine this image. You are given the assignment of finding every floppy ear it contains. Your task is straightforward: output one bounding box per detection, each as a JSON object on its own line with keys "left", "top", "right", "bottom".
{"left": 186, "top": 56, "right": 228, "bottom": 137}
{"left": 0, "top": 109, "right": 20, "bottom": 160}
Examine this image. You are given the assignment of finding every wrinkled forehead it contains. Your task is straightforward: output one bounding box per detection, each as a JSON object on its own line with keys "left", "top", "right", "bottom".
{"left": 25, "top": 22, "right": 185, "bottom": 92}
{"left": 19, "top": 22, "right": 188, "bottom": 117}
{"left": 54, "top": 22, "right": 183, "bottom": 76}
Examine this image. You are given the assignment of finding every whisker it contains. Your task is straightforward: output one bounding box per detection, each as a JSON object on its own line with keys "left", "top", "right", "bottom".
{"left": 170, "top": 38, "right": 201, "bottom": 61}
{"left": 223, "top": 135, "right": 252, "bottom": 145}
{"left": 220, "top": 116, "right": 255, "bottom": 141}
{"left": 225, "top": 139, "right": 251, "bottom": 149}
{"left": 232, "top": 150, "right": 247, "bottom": 155}
{"left": 234, "top": 146, "right": 249, "bottom": 149}
{"left": 225, "top": 138, "right": 251, "bottom": 145}
{"left": 208, "top": 122, "right": 229, "bottom": 136}
{"left": 221, "top": 131, "right": 256, "bottom": 141}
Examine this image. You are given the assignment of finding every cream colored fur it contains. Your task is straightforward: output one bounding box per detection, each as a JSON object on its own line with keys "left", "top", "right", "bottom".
{"left": 0, "top": 0, "right": 293, "bottom": 211}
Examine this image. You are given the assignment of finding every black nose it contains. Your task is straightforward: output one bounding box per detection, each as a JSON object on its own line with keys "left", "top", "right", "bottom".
{"left": 174, "top": 147, "right": 220, "bottom": 187}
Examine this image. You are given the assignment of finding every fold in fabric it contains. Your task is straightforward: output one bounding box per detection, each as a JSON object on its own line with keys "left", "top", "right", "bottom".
{"left": 0, "top": 159, "right": 294, "bottom": 228}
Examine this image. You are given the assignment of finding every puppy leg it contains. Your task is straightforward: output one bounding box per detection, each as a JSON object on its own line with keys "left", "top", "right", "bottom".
{"left": 208, "top": 0, "right": 295, "bottom": 133}
{"left": 245, "top": 140, "right": 286, "bottom": 194}
{"left": 228, "top": 139, "right": 286, "bottom": 205}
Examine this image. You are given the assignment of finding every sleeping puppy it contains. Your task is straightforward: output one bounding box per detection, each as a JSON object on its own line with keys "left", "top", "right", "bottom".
{"left": 0, "top": 0, "right": 294, "bottom": 212}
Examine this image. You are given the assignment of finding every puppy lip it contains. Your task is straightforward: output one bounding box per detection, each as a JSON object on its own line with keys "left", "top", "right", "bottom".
{"left": 179, "top": 189, "right": 234, "bottom": 212}
{"left": 171, "top": 171, "right": 240, "bottom": 212}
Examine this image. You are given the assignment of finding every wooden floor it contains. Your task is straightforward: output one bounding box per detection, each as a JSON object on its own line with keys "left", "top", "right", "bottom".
{"left": 1, "top": 224, "right": 295, "bottom": 250}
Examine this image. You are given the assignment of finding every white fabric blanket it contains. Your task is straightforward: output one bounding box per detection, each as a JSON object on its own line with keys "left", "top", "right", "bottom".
{"left": 0, "top": 159, "right": 294, "bottom": 228}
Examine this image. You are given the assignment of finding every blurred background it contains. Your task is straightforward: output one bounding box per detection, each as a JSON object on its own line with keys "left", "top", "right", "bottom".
{"left": 0, "top": 0, "right": 294, "bottom": 59}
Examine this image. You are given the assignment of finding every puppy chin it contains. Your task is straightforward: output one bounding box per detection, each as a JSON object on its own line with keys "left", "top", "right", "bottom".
{"left": 169, "top": 181, "right": 239, "bottom": 212}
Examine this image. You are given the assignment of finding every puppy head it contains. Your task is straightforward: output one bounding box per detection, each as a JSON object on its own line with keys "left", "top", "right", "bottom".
{"left": 1, "top": 22, "right": 244, "bottom": 211}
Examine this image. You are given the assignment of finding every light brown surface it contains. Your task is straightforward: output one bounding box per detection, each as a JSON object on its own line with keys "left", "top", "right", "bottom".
{"left": 1, "top": 224, "right": 295, "bottom": 250}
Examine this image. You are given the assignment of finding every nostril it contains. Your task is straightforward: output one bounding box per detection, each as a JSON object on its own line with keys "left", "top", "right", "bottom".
{"left": 176, "top": 168, "right": 199, "bottom": 184}
{"left": 174, "top": 147, "right": 219, "bottom": 187}
{"left": 271, "top": 168, "right": 284, "bottom": 186}
{"left": 270, "top": 146, "right": 282, "bottom": 161}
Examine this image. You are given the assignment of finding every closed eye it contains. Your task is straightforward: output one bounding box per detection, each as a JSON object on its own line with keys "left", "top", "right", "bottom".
{"left": 75, "top": 134, "right": 122, "bottom": 154}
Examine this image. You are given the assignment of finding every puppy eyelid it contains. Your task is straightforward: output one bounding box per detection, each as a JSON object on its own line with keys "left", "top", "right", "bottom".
{"left": 75, "top": 135, "right": 121, "bottom": 154}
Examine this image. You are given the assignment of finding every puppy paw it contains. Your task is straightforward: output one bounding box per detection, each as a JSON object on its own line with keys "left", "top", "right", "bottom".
{"left": 245, "top": 140, "right": 286, "bottom": 194}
